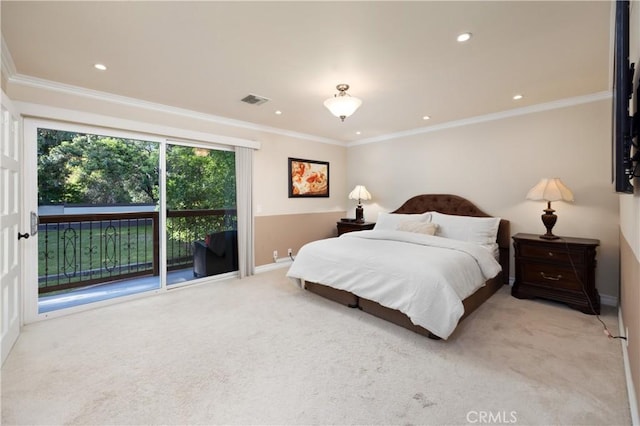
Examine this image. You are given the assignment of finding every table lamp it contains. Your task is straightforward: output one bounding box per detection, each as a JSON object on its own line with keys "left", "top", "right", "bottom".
{"left": 526, "top": 178, "right": 574, "bottom": 240}
{"left": 348, "top": 185, "right": 372, "bottom": 223}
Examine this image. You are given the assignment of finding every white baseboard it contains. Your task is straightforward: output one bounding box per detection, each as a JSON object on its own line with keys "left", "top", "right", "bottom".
{"left": 619, "top": 307, "right": 639, "bottom": 426}
{"left": 600, "top": 294, "right": 618, "bottom": 307}
{"left": 255, "top": 258, "right": 292, "bottom": 274}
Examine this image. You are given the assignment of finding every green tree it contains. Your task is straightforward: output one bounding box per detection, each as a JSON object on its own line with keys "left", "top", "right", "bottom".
{"left": 37, "top": 129, "right": 236, "bottom": 210}
{"left": 64, "top": 135, "right": 159, "bottom": 204}
{"left": 37, "top": 129, "right": 82, "bottom": 204}
{"left": 38, "top": 129, "right": 159, "bottom": 205}
{"left": 166, "top": 145, "right": 236, "bottom": 210}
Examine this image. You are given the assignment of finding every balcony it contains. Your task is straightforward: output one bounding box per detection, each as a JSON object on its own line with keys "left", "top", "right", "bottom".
{"left": 38, "top": 208, "right": 237, "bottom": 310}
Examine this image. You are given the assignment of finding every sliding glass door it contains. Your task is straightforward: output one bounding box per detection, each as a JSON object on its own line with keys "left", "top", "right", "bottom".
{"left": 165, "top": 143, "right": 237, "bottom": 286}
{"left": 24, "top": 120, "right": 239, "bottom": 320}
{"left": 35, "top": 128, "right": 162, "bottom": 313}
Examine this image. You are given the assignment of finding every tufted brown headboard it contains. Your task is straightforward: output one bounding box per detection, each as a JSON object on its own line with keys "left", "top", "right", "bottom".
{"left": 391, "top": 194, "right": 510, "bottom": 284}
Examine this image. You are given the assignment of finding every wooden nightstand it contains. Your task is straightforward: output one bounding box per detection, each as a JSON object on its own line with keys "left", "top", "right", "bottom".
{"left": 512, "top": 233, "right": 600, "bottom": 314}
{"left": 336, "top": 221, "right": 375, "bottom": 236}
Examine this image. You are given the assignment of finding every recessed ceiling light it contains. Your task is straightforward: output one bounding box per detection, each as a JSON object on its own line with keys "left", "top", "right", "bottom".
{"left": 457, "top": 33, "right": 472, "bottom": 42}
{"left": 275, "top": 110, "right": 282, "bottom": 115}
{"left": 513, "top": 94, "right": 523, "bottom": 100}
{"left": 356, "top": 131, "right": 361, "bottom": 135}
{"left": 422, "top": 115, "right": 431, "bottom": 120}
{"left": 94, "top": 63, "right": 107, "bottom": 71}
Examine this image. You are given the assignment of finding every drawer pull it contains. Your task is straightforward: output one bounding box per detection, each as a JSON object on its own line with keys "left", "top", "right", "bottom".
{"left": 540, "top": 272, "right": 562, "bottom": 281}
{"left": 548, "top": 252, "right": 554, "bottom": 257}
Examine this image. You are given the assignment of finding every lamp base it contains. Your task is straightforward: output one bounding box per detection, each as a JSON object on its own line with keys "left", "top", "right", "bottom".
{"left": 540, "top": 204, "right": 558, "bottom": 240}
{"left": 355, "top": 205, "right": 364, "bottom": 223}
{"left": 539, "top": 234, "right": 560, "bottom": 240}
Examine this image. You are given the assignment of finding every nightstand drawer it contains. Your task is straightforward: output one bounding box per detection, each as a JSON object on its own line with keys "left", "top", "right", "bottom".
{"left": 520, "top": 244, "right": 582, "bottom": 264}
{"left": 521, "top": 262, "right": 582, "bottom": 292}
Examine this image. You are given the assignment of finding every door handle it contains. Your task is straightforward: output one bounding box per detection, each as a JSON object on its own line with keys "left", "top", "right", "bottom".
{"left": 18, "top": 232, "right": 30, "bottom": 240}
{"left": 30, "top": 211, "right": 39, "bottom": 236}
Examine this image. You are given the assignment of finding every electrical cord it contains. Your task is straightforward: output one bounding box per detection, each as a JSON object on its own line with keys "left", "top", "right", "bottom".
{"left": 559, "top": 237, "right": 627, "bottom": 341}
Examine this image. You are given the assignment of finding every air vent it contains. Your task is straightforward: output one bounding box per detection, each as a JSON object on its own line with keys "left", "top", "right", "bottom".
{"left": 241, "top": 94, "right": 270, "bottom": 105}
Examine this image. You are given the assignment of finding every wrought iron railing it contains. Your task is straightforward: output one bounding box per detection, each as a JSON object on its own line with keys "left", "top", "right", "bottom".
{"left": 38, "top": 209, "right": 237, "bottom": 294}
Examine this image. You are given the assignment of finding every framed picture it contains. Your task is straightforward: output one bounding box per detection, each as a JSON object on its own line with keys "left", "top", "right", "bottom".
{"left": 288, "top": 157, "right": 330, "bottom": 198}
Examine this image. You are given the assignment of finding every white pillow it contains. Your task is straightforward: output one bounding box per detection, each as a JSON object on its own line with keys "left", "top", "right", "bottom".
{"left": 429, "top": 211, "right": 500, "bottom": 245}
{"left": 373, "top": 212, "right": 431, "bottom": 231}
{"left": 396, "top": 220, "right": 438, "bottom": 236}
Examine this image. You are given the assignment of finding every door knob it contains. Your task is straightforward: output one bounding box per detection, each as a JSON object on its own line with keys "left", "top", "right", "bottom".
{"left": 17, "top": 232, "right": 30, "bottom": 240}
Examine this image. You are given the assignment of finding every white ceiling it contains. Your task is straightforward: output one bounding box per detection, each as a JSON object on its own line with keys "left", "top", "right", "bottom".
{"left": 1, "top": 1, "right": 612, "bottom": 143}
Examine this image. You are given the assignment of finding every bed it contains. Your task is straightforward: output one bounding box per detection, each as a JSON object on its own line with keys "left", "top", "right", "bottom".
{"left": 286, "top": 194, "right": 510, "bottom": 340}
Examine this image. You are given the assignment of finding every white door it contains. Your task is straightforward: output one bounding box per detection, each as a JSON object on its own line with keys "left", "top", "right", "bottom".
{"left": 0, "top": 91, "right": 22, "bottom": 364}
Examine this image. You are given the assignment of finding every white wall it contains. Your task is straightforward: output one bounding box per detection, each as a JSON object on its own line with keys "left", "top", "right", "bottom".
{"left": 347, "top": 99, "right": 620, "bottom": 300}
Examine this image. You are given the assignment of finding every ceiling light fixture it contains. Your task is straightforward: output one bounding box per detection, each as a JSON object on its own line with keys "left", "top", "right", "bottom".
{"left": 324, "top": 84, "right": 362, "bottom": 122}
{"left": 94, "top": 63, "right": 107, "bottom": 71}
{"left": 513, "top": 94, "right": 523, "bottom": 100}
{"left": 275, "top": 110, "right": 282, "bottom": 115}
{"left": 457, "top": 32, "right": 472, "bottom": 42}
{"left": 423, "top": 115, "right": 431, "bottom": 120}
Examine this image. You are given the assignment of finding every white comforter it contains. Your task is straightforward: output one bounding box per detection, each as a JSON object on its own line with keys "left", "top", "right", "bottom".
{"left": 286, "top": 230, "right": 502, "bottom": 339}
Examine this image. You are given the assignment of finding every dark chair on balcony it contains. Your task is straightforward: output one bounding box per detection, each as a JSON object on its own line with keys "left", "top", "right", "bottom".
{"left": 193, "top": 230, "right": 239, "bottom": 278}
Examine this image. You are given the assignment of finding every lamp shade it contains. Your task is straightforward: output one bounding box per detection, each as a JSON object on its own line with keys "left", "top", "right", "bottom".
{"left": 526, "top": 178, "right": 574, "bottom": 202}
{"left": 348, "top": 185, "right": 371, "bottom": 202}
{"left": 324, "top": 96, "right": 362, "bottom": 120}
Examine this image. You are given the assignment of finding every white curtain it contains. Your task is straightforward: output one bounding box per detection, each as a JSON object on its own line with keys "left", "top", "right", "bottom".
{"left": 235, "top": 146, "right": 255, "bottom": 278}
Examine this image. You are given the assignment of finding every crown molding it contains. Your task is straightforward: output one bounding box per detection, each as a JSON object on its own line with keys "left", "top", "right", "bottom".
{"left": 7, "top": 73, "right": 345, "bottom": 146}
{"left": 17, "top": 100, "right": 262, "bottom": 150}
{"left": 348, "top": 91, "right": 612, "bottom": 148}
{"left": 1, "top": 36, "right": 17, "bottom": 78}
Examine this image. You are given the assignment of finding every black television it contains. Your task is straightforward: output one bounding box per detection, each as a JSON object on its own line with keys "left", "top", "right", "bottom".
{"left": 612, "top": 0, "right": 636, "bottom": 194}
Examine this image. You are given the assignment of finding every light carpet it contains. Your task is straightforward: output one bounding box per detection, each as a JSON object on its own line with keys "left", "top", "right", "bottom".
{"left": 1, "top": 268, "right": 631, "bottom": 425}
